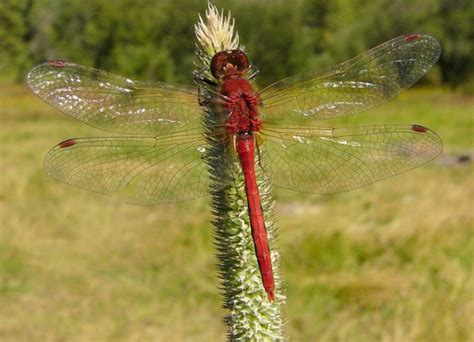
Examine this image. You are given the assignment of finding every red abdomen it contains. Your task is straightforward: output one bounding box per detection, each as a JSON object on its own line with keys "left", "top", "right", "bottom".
{"left": 235, "top": 134, "right": 275, "bottom": 301}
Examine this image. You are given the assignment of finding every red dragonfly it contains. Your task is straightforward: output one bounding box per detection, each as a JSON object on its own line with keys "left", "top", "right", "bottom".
{"left": 28, "top": 33, "right": 442, "bottom": 301}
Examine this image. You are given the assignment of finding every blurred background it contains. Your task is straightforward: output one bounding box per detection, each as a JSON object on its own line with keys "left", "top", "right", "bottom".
{"left": 0, "top": 0, "right": 473, "bottom": 341}
{"left": 1, "top": 0, "right": 473, "bottom": 88}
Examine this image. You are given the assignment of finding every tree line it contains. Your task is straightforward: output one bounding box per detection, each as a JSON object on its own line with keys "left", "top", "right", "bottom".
{"left": 0, "top": 0, "right": 472, "bottom": 88}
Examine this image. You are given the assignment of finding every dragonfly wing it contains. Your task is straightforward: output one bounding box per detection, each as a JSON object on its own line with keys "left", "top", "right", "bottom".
{"left": 44, "top": 133, "right": 208, "bottom": 205}
{"left": 261, "top": 124, "right": 442, "bottom": 193}
{"left": 28, "top": 61, "right": 202, "bottom": 135}
{"left": 259, "top": 34, "right": 441, "bottom": 125}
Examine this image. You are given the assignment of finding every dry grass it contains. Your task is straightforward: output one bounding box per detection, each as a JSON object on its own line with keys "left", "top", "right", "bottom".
{"left": 0, "top": 85, "right": 473, "bottom": 341}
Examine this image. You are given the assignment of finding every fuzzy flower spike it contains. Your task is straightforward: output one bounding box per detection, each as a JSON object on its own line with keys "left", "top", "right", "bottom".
{"left": 194, "top": 2, "right": 285, "bottom": 341}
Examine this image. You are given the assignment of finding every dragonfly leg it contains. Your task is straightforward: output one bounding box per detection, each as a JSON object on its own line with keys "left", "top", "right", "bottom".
{"left": 248, "top": 64, "right": 260, "bottom": 80}
{"left": 194, "top": 67, "right": 217, "bottom": 87}
{"left": 255, "top": 133, "right": 265, "bottom": 171}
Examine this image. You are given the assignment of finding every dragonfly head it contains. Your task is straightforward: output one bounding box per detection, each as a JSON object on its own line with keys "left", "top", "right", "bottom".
{"left": 211, "top": 49, "right": 249, "bottom": 80}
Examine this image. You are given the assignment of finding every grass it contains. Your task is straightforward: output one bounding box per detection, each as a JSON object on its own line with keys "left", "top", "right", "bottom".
{"left": 0, "top": 84, "right": 473, "bottom": 341}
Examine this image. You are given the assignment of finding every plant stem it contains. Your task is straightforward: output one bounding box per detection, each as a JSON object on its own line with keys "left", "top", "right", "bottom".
{"left": 195, "top": 4, "right": 285, "bottom": 340}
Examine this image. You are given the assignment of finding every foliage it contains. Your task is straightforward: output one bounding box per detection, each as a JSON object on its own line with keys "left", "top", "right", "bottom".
{"left": 0, "top": 0, "right": 472, "bottom": 87}
{"left": 0, "top": 0, "right": 34, "bottom": 80}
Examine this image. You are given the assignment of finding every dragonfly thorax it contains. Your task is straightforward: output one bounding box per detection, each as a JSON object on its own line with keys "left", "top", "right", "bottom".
{"left": 221, "top": 79, "right": 261, "bottom": 134}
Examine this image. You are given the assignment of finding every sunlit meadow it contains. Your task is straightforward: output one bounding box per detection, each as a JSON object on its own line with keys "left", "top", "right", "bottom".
{"left": 0, "top": 83, "right": 472, "bottom": 340}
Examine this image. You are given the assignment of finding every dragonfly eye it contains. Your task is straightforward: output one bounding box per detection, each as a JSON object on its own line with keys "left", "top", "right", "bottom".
{"left": 211, "top": 49, "right": 249, "bottom": 78}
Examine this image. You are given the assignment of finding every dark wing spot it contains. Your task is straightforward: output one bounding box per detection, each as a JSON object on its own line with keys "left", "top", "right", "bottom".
{"left": 404, "top": 34, "right": 421, "bottom": 42}
{"left": 48, "top": 60, "right": 67, "bottom": 67}
{"left": 58, "top": 139, "right": 76, "bottom": 148}
{"left": 411, "top": 124, "right": 428, "bottom": 133}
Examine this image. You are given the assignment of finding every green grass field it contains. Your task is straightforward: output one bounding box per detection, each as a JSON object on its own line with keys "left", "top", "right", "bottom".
{"left": 0, "top": 85, "right": 473, "bottom": 341}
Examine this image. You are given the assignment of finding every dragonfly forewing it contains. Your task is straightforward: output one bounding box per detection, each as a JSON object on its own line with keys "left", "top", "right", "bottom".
{"left": 258, "top": 34, "right": 441, "bottom": 126}
{"left": 28, "top": 61, "right": 203, "bottom": 136}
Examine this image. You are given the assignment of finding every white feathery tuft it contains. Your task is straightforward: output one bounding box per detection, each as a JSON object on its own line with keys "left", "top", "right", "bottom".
{"left": 195, "top": 2, "right": 240, "bottom": 55}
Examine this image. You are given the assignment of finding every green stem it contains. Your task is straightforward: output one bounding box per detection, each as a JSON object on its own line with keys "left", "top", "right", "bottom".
{"left": 195, "top": 4, "right": 285, "bottom": 340}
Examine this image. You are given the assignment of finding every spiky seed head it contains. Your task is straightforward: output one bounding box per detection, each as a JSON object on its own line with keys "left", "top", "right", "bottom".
{"left": 195, "top": 3, "right": 285, "bottom": 340}
{"left": 195, "top": 2, "right": 240, "bottom": 68}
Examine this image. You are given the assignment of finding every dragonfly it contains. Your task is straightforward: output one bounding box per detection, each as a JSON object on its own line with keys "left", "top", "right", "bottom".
{"left": 28, "top": 33, "right": 442, "bottom": 301}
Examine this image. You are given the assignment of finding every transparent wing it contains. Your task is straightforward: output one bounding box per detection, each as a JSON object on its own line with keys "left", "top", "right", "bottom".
{"left": 28, "top": 61, "right": 202, "bottom": 135}
{"left": 261, "top": 124, "right": 442, "bottom": 193}
{"left": 259, "top": 34, "right": 441, "bottom": 125}
{"left": 44, "top": 132, "right": 208, "bottom": 205}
